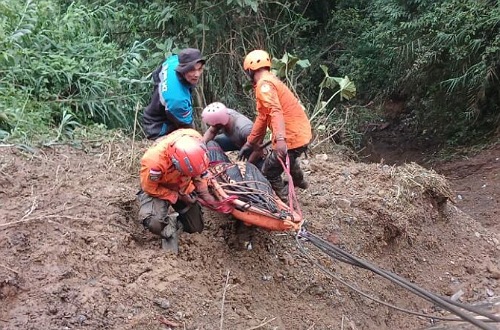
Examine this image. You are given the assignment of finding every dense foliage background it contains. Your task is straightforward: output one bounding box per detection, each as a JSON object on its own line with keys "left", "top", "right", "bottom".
{"left": 1, "top": 0, "right": 499, "bottom": 148}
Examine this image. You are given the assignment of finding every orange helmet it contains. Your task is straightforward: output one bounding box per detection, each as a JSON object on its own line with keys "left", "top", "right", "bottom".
{"left": 243, "top": 50, "right": 271, "bottom": 71}
{"left": 168, "top": 135, "right": 210, "bottom": 177}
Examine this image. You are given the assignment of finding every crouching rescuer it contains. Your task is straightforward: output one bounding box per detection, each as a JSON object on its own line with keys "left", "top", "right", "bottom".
{"left": 137, "top": 128, "right": 216, "bottom": 253}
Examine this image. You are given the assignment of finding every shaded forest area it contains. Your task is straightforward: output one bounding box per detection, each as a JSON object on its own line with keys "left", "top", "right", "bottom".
{"left": 1, "top": 0, "right": 499, "bottom": 149}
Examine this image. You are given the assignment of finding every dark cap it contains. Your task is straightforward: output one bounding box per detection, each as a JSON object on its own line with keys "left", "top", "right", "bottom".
{"left": 175, "top": 48, "right": 206, "bottom": 74}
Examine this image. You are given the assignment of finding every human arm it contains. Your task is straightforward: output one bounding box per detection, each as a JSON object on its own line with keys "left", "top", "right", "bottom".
{"left": 140, "top": 165, "right": 179, "bottom": 203}
{"left": 192, "top": 173, "right": 235, "bottom": 213}
{"left": 245, "top": 111, "right": 267, "bottom": 146}
{"left": 238, "top": 111, "right": 267, "bottom": 160}
{"left": 255, "top": 81, "right": 287, "bottom": 159}
{"left": 192, "top": 174, "right": 216, "bottom": 204}
{"left": 202, "top": 125, "right": 219, "bottom": 143}
{"left": 164, "top": 98, "right": 194, "bottom": 129}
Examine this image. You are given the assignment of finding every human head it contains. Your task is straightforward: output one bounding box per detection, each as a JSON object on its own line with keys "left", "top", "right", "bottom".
{"left": 168, "top": 135, "right": 210, "bottom": 177}
{"left": 176, "top": 48, "right": 206, "bottom": 85}
{"left": 201, "top": 102, "right": 230, "bottom": 127}
{"left": 243, "top": 50, "right": 271, "bottom": 80}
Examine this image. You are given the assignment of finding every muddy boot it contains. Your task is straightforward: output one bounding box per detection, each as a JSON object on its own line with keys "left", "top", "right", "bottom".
{"left": 235, "top": 220, "right": 254, "bottom": 251}
{"left": 161, "top": 236, "right": 179, "bottom": 254}
{"left": 293, "top": 178, "right": 309, "bottom": 189}
{"left": 160, "top": 212, "right": 181, "bottom": 254}
{"left": 268, "top": 177, "right": 288, "bottom": 204}
{"left": 290, "top": 166, "right": 308, "bottom": 189}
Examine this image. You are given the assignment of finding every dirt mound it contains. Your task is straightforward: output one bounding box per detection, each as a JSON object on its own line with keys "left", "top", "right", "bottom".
{"left": 1, "top": 141, "right": 499, "bottom": 330}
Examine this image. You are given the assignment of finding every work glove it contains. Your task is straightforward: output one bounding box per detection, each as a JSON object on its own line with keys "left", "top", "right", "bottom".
{"left": 178, "top": 192, "right": 197, "bottom": 204}
{"left": 237, "top": 142, "right": 254, "bottom": 161}
{"left": 275, "top": 139, "right": 288, "bottom": 160}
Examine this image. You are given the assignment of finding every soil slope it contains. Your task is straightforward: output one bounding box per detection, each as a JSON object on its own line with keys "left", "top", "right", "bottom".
{"left": 1, "top": 140, "right": 499, "bottom": 330}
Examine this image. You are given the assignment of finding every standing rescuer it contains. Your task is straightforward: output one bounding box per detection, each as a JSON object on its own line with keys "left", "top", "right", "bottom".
{"left": 142, "top": 48, "right": 205, "bottom": 140}
{"left": 238, "top": 49, "right": 312, "bottom": 202}
{"left": 137, "top": 128, "right": 216, "bottom": 253}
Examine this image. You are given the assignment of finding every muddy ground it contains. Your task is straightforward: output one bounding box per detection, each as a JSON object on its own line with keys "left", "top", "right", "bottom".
{"left": 1, "top": 138, "right": 499, "bottom": 330}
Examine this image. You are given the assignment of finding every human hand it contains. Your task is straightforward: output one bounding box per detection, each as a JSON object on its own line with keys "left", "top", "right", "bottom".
{"left": 197, "top": 189, "right": 217, "bottom": 204}
{"left": 248, "top": 149, "right": 264, "bottom": 164}
{"left": 237, "top": 143, "right": 254, "bottom": 161}
{"left": 275, "top": 139, "right": 287, "bottom": 160}
{"left": 178, "top": 192, "right": 197, "bottom": 204}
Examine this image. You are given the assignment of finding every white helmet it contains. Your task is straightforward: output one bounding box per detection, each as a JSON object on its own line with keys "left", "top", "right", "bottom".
{"left": 202, "top": 102, "right": 230, "bottom": 126}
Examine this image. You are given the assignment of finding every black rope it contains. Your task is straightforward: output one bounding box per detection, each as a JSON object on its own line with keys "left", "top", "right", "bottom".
{"left": 302, "top": 230, "right": 500, "bottom": 323}
{"left": 296, "top": 229, "right": 500, "bottom": 329}
{"left": 295, "top": 235, "right": 463, "bottom": 322}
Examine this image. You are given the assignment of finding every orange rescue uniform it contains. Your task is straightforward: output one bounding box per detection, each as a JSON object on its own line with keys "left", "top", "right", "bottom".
{"left": 140, "top": 129, "right": 207, "bottom": 203}
{"left": 246, "top": 71, "right": 312, "bottom": 149}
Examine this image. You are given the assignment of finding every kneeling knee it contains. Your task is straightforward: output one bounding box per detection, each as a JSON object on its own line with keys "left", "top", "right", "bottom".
{"left": 142, "top": 217, "right": 165, "bottom": 236}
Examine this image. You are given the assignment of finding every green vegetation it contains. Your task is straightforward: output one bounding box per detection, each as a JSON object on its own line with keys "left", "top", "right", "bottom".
{"left": 0, "top": 0, "right": 154, "bottom": 142}
{"left": 1, "top": 0, "right": 499, "bottom": 148}
{"left": 322, "top": 0, "right": 500, "bottom": 145}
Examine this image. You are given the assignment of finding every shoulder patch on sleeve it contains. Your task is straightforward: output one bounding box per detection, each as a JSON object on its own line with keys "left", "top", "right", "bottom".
{"left": 260, "top": 83, "right": 271, "bottom": 93}
{"left": 149, "top": 168, "right": 162, "bottom": 181}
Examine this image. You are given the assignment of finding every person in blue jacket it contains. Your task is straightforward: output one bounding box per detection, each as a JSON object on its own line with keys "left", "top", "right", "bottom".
{"left": 142, "top": 48, "right": 206, "bottom": 140}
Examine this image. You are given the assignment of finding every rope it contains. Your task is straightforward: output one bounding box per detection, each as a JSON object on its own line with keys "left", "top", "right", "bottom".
{"left": 218, "top": 176, "right": 279, "bottom": 212}
{"left": 296, "top": 229, "right": 500, "bottom": 329}
{"left": 208, "top": 163, "right": 283, "bottom": 214}
{"left": 197, "top": 195, "right": 238, "bottom": 214}
{"left": 304, "top": 230, "right": 500, "bottom": 322}
{"left": 278, "top": 154, "right": 302, "bottom": 219}
{"left": 295, "top": 234, "right": 464, "bottom": 322}
{"left": 208, "top": 147, "right": 498, "bottom": 328}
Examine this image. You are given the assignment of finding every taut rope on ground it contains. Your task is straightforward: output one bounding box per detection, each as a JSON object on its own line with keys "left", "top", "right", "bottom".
{"left": 296, "top": 229, "right": 500, "bottom": 330}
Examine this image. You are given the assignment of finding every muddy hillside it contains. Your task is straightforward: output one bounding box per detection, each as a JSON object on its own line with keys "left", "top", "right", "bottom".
{"left": 1, "top": 140, "right": 499, "bottom": 330}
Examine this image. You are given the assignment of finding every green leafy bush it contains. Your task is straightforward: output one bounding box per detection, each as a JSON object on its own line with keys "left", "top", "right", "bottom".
{"left": 0, "top": 0, "right": 154, "bottom": 142}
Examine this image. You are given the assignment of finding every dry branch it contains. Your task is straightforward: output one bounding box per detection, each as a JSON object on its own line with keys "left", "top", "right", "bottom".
{"left": 129, "top": 102, "right": 140, "bottom": 171}
{"left": 220, "top": 270, "right": 231, "bottom": 330}
{"left": 159, "top": 317, "right": 180, "bottom": 327}
{"left": 20, "top": 197, "right": 38, "bottom": 221}
{"left": 0, "top": 214, "right": 84, "bottom": 229}
{"left": 245, "top": 317, "right": 277, "bottom": 330}
{"left": 0, "top": 263, "right": 19, "bottom": 274}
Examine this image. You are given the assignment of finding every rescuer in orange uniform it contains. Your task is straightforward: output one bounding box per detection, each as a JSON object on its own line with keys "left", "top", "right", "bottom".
{"left": 137, "top": 128, "right": 216, "bottom": 253}
{"left": 238, "top": 50, "right": 312, "bottom": 202}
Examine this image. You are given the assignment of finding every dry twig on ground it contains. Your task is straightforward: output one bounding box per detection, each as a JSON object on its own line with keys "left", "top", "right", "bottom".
{"left": 0, "top": 263, "right": 19, "bottom": 274}
{"left": 220, "top": 270, "right": 231, "bottom": 330}
{"left": 244, "top": 317, "right": 277, "bottom": 330}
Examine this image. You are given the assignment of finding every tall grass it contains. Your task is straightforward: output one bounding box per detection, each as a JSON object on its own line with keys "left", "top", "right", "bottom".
{"left": 0, "top": 0, "right": 155, "bottom": 142}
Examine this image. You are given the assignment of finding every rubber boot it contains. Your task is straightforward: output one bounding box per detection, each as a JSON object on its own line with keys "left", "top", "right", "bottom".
{"left": 235, "top": 220, "right": 254, "bottom": 251}
{"left": 268, "top": 177, "right": 288, "bottom": 204}
{"left": 161, "top": 236, "right": 179, "bottom": 254}
{"left": 294, "top": 178, "right": 309, "bottom": 189}
{"left": 160, "top": 212, "right": 181, "bottom": 254}
{"left": 290, "top": 166, "right": 308, "bottom": 189}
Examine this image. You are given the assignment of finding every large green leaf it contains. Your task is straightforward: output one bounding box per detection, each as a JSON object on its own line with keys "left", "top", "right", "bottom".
{"left": 334, "top": 76, "right": 357, "bottom": 100}
{"left": 319, "top": 65, "right": 338, "bottom": 90}
{"left": 272, "top": 52, "right": 311, "bottom": 79}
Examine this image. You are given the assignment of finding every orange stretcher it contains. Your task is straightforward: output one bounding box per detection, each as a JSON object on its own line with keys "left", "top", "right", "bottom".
{"left": 202, "top": 141, "right": 303, "bottom": 232}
